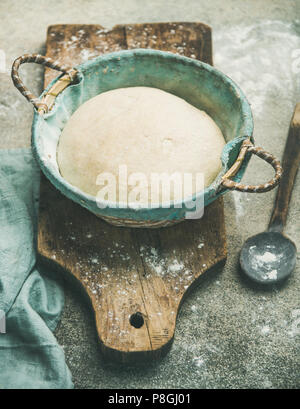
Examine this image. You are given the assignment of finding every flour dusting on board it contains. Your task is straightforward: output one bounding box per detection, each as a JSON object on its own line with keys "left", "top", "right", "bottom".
{"left": 80, "top": 49, "right": 98, "bottom": 61}
{"left": 139, "top": 245, "right": 190, "bottom": 279}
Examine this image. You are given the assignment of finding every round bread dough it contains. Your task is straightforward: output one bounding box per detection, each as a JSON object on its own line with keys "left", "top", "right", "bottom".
{"left": 57, "top": 87, "right": 225, "bottom": 204}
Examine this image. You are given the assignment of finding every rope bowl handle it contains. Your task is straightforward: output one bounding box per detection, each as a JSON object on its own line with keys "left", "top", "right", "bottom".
{"left": 12, "top": 55, "right": 282, "bottom": 193}
{"left": 221, "top": 140, "right": 283, "bottom": 193}
{"left": 11, "top": 53, "right": 78, "bottom": 114}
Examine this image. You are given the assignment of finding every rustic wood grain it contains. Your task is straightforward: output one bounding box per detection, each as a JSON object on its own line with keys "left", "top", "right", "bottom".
{"left": 269, "top": 102, "right": 300, "bottom": 232}
{"left": 124, "top": 22, "right": 212, "bottom": 64}
{"left": 38, "top": 22, "right": 227, "bottom": 363}
{"left": 45, "top": 24, "right": 127, "bottom": 85}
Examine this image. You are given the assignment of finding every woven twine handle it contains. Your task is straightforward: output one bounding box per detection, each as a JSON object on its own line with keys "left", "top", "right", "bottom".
{"left": 11, "top": 53, "right": 77, "bottom": 114}
{"left": 221, "top": 140, "right": 282, "bottom": 192}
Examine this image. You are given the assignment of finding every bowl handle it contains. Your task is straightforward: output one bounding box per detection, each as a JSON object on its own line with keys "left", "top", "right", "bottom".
{"left": 221, "top": 140, "right": 282, "bottom": 193}
{"left": 11, "top": 53, "right": 78, "bottom": 114}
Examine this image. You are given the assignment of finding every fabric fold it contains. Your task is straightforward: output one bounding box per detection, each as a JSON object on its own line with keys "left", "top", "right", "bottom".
{"left": 0, "top": 149, "right": 73, "bottom": 389}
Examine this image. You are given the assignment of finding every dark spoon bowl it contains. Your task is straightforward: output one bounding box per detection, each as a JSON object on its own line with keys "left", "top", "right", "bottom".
{"left": 240, "top": 231, "right": 297, "bottom": 285}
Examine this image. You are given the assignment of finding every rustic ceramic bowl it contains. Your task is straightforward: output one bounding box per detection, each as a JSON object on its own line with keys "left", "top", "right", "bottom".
{"left": 12, "top": 49, "right": 282, "bottom": 227}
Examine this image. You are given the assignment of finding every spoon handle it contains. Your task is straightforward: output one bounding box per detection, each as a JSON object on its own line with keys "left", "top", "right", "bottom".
{"left": 269, "top": 103, "right": 300, "bottom": 232}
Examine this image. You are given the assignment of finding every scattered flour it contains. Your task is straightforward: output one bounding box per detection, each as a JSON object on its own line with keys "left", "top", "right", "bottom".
{"left": 80, "top": 49, "right": 98, "bottom": 61}
{"left": 214, "top": 21, "right": 300, "bottom": 222}
{"left": 232, "top": 191, "right": 245, "bottom": 221}
{"left": 249, "top": 246, "right": 282, "bottom": 278}
{"left": 193, "top": 356, "right": 205, "bottom": 368}
{"left": 263, "top": 270, "right": 278, "bottom": 280}
{"left": 261, "top": 325, "right": 271, "bottom": 335}
{"left": 139, "top": 245, "right": 187, "bottom": 278}
{"left": 152, "top": 264, "right": 163, "bottom": 275}
{"left": 256, "top": 252, "right": 277, "bottom": 263}
{"left": 262, "top": 379, "right": 273, "bottom": 389}
{"left": 288, "top": 309, "right": 300, "bottom": 337}
{"left": 168, "top": 260, "right": 184, "bottom": 273}
{"left": 214, "top": 21, "right": 300, "bottom": 118}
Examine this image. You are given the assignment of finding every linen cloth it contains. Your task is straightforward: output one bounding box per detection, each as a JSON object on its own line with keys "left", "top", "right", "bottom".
{"left": 0, "top": 149, "right": 73, "bottom": 389}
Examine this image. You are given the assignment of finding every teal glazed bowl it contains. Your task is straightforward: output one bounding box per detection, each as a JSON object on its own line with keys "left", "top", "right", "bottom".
{"left": 12, "top": 50, "right": 282, "bottom": 227}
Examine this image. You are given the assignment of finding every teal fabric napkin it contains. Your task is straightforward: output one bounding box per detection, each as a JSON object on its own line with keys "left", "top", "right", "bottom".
{"left": 0, "top": 149, "right": 73, "bottom": 389}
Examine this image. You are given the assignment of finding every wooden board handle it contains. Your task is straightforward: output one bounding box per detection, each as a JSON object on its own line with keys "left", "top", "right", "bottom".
{"left": 38, "top": 22, "right": 227, "bottom": 363}
{"left": 268, "top": 103, "right": 300, "bottom": 232}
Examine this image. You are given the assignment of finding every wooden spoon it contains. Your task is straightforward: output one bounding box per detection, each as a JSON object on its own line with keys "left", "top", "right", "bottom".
{"left": 240, "top": 103, "right": 300, "bottom": 284}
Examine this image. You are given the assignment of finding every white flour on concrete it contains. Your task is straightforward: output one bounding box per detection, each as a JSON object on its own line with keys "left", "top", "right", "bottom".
{"left": 214, "top": 21, "right": 300, "bottom": 220}
{"left": 214, "top": 20, "right": 300, "bottom": 118}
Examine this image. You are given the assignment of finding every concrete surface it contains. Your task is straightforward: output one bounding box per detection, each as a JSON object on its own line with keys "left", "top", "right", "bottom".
{"left": 0, "top": 0, "right": 300, "bottom": 389}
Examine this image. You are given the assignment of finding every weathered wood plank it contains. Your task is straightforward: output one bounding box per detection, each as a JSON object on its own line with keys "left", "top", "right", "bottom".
{"left": 38, "top": 22, "right": 226, "bottom": 363}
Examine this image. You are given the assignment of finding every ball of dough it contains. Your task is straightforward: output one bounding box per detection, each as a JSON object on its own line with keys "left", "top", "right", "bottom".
{"left": 57, "top": 87, "right": 225, "bottom": 204}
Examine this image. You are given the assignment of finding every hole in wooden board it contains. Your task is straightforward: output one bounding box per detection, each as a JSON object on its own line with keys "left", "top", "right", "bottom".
{"left": 130, "top": 312, "right": 144, "bottom": 328}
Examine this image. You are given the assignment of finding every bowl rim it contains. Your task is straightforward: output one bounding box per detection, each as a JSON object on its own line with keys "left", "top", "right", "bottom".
{"left": 32, "top": 48, "right": 254, "bottom": 214}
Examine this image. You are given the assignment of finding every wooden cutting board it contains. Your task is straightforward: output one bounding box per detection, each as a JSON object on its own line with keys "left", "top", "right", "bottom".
{"left": 38, "top": 22, "right": 227, "bottom": 363}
